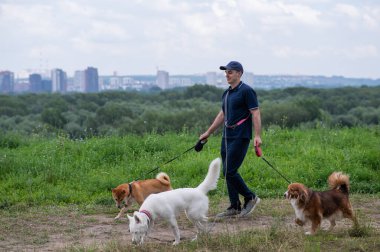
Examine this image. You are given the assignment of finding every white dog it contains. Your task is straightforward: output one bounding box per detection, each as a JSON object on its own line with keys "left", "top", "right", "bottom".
{"left": 128, "top": 157, "right": 221, "bottom": 245}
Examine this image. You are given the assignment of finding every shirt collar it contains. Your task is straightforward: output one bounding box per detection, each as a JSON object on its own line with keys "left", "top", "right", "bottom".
{"left": 228, "top": 81, "right": 243, "bottom": 92}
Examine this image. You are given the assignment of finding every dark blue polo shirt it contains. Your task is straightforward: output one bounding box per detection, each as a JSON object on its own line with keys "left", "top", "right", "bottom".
{"left": 222, "top": 82, "right": 259, "bottom": 139}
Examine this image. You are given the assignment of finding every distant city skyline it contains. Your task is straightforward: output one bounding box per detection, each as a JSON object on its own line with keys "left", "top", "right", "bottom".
{"left": 2, "top": 65, "right": 379, "bottom": 95}
{"left": 3, "top": 65, "right": 380, "bottom": 81}
{"left": 0, "top": 0, "right": 379, "bottom": 79}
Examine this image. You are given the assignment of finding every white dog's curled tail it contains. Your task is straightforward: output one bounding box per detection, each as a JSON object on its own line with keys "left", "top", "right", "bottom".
{"left": 197, "top": 157, "right": 221, "bottom": 194}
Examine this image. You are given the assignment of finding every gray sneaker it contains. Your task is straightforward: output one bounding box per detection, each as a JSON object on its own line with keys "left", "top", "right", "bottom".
{"left": 216, "top": 206, "right": 241, "bottom": 218}
{"left": 238, "top": 197, "right": 261, "bottom": 217}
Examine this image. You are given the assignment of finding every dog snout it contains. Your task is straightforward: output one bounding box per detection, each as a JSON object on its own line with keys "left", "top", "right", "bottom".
{"left": 284, "top": 191, "right": 288, "bottom": 198}
{"left": 116, "top": 202, "right": 127, "bottom": 209}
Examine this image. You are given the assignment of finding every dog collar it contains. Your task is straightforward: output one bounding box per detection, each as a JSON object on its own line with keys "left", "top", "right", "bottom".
{"left": 140, "top": 210, "right": 152, "bottom": 221}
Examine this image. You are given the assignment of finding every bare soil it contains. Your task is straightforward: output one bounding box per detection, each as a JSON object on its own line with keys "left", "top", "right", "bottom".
{"left": 0, "top": 196, "right": 379, "bottom": 251}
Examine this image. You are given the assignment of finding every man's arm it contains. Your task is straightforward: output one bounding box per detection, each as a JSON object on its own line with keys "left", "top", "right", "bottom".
{"left": 199, "top": 110, "right": 224, "bottom": 140}
{"left": 250, "top": 108, "right": 262, "bottom": 147}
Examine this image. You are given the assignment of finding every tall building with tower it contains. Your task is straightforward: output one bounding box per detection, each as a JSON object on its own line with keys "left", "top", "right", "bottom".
{"left": 84, "top": 67, "right": 99, "bottom": 92}
{"left": 0, "top": 71, "right": 14, "bottom": 93}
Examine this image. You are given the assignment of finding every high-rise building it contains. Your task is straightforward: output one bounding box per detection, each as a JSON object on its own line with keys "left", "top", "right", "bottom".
{"left": 51, "top": 68, "right": 67, "bottom": 93}
{"left": 0, "top": 71, "right": 14, "bottom": 93}
{"left": 29, "top": 73, "right": 43, "bottom": 93}
{"left": 84, "top": 67, "right": 99, "bottom": 93}
{"left": 72, "top": 70, "right": 86, "bottom": 92}
{"left": 156, "top": 70, "right": 169, "bottom": 89}
{"left": 41, "top": 79, "right": 52, "bottom": 93}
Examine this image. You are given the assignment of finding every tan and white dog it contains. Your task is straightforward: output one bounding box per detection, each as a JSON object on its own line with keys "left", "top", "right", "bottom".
{"left": 284, "top": 171, "right": 357, "bottom": 235}
{"left": 128, "top": 158, "right": 221, "bottom": 245}
{"left": 112, "top": 172, "right": 172, "bottom": 219}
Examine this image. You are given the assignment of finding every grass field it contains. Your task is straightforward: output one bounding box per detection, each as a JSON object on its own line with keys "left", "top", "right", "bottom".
{"left": 0, "top": 126, "right": 379, "bottom": 250}
{"left": 1, "top": 126, "right": 379, "bottom": 208}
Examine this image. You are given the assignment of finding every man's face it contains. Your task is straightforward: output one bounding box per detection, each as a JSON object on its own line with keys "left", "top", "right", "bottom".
{"left": 225, "top": 70, "right": 241, "bottom": 85}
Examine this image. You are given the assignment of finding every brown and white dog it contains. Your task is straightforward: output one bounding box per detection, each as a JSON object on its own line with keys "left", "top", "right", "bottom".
{"left": 284, "top": 172, "right": 357, "bottom": 235}
{"left": 112, "top": 172, "right": 172, "bottom": 219}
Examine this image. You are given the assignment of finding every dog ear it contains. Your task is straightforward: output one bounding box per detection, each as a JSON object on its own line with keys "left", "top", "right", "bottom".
{"left": 300, "top": 188, "right": 308, "bottom": 203}
{"left": 134, "top": 214, "right": 141, "bottom": 224}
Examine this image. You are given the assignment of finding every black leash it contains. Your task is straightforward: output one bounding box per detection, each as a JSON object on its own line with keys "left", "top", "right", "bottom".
{"left": 255, "top": 146, "right": 292, "bottom": 184}
{"left": 134, "top": 139, "right": 207, "bottom": 181}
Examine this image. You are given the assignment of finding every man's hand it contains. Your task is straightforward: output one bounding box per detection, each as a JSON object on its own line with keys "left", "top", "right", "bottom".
{"left": 199, "top": 132, "right": 210, "bottom": 141}
{"left": 254, "top": 145, "right": 262, "bottom": 157}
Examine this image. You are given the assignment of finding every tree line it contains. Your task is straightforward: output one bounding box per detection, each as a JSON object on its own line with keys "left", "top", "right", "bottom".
{"left": 0, "top": 85, "right": 379, "bottom": 138}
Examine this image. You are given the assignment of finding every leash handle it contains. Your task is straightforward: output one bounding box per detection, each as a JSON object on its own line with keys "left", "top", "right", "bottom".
{"left": 254, "top": 145, "right": 262, "bottom": 157}
{"left": 195, "top": 139, "right": 207, "bottom": 152}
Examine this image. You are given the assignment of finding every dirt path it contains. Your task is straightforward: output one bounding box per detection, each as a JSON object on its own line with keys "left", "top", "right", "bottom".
{"left": 1, "top": 196, "right": 379, "bottom": 251}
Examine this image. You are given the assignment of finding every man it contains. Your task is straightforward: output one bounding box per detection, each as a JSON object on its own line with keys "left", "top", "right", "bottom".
{"left": 199, "top": 61, "right": 262, "bottom": 217}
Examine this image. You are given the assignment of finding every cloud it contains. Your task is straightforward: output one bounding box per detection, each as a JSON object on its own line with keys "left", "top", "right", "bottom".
{"left": 0, "top": 3, "right": 58, "bottom": 36}
{"left": 334, "top": 3, "right": 380, "bottom": 30}
{"left": 240, "top": 0, "right": 325, "bottom": 27}
{"left": 85, "top": 21, "right": 131, "bottom": 42}
{"left": 135, "top": 0, "right": 191, "bottom": 12}
{"left": 272, "top": 46, "right": 321, "bottom": 58}
{"left": 28, "top": 45, "right": 61, "bottom": 58}
{"left": 344, "top": 45, "right": 378, "bottom": 59}
{"left": 334, "top": 3, "right": 360, "bottom": 18}
{"left": 277, "top": 2, "right": 323, "bottom": 26}
{"left": 0, "top": 0, "right": 379, "bottom": 78}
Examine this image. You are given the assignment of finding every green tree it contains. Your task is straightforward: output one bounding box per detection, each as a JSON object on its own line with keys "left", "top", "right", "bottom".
{"left": 41, "top": 108, "right": 67, "bottom": 129}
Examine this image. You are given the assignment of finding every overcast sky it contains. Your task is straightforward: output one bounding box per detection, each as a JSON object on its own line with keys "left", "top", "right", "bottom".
{"left": 0, "top": 0, "right": 379, "bottom": 78}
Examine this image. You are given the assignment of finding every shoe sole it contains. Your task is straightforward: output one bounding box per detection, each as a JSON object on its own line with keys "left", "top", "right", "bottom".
{"left": 239, "top": 197, "right": 261, "bottom": 217}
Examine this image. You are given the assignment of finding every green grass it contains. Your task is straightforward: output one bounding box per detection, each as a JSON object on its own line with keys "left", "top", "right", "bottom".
{"left": 1, "top": 126, "right": 379, "bottom": 208}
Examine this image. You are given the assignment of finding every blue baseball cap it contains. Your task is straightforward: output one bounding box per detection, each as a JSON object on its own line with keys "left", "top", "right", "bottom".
{"left": 219, "top": 61, "right": 244, "bottom": 73}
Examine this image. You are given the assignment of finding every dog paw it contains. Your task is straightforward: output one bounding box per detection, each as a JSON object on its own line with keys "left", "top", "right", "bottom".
{"left": 172, "top": 241, "right": 180, "bottom": 246}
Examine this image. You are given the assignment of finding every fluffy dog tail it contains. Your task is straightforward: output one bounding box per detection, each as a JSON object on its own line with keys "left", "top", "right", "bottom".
{"left": 197, "top": 158, "right": 221, "bottom": 194}
{"left": 156, "top": 172, "right": 171, "bottom": 186}
{"left": 328, "top": 171, "right": 350, "bottom": 194}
